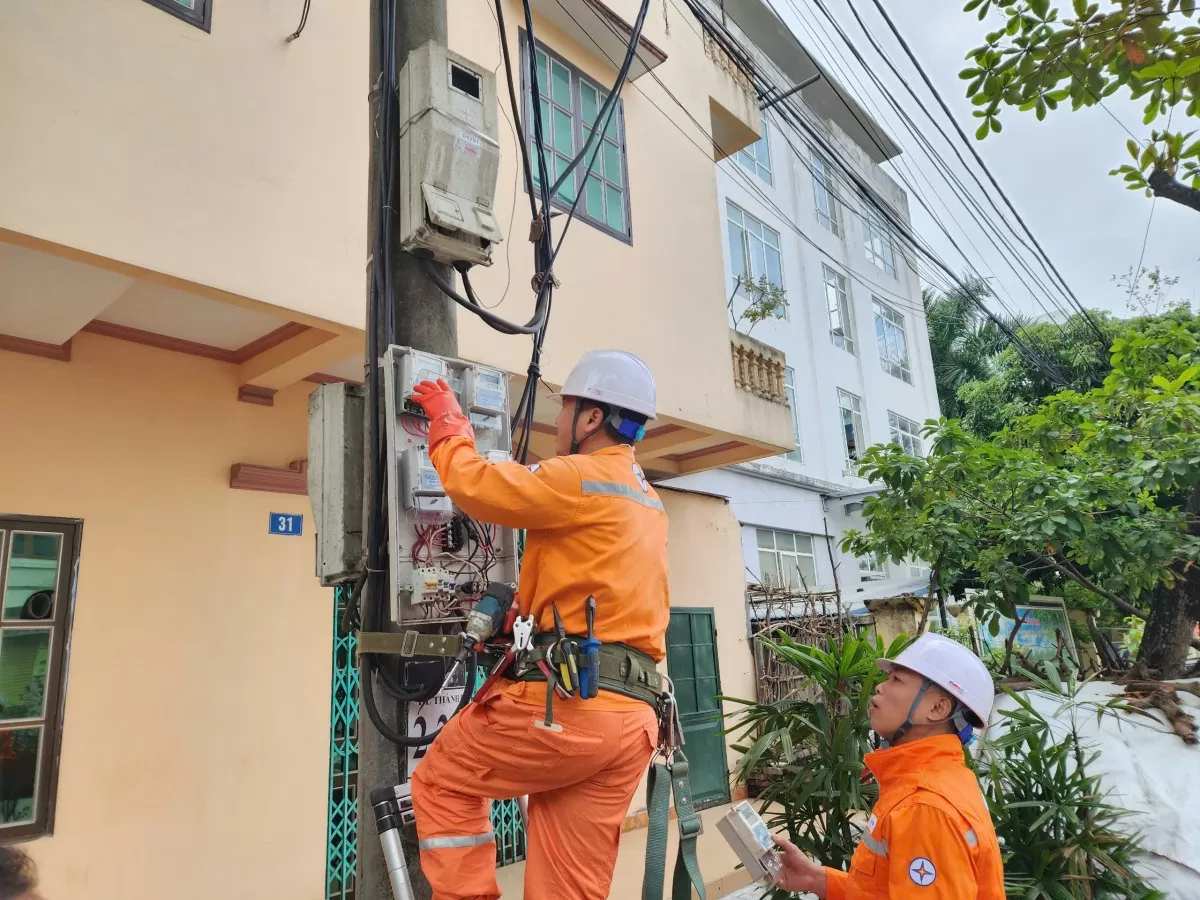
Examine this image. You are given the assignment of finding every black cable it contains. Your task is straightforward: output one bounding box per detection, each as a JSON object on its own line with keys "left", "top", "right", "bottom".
{"left": 424, "top": 259, "right": 549, "bottom": 335}
{"left": 863, "top": 0, "right": 1109, "bottom": 346}
{"left": 675, "top": 0, "right": 1071, "bottom": 385}
{"left": 285, "top": 0, "right": 312, "bottom": 42}
{"left": 548, "top": 0, "right": 651, "bottom": 197}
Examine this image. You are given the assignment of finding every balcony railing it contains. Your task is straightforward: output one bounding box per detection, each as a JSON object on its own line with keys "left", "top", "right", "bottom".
{"left": 730, "top": 330, "right": 787, "bottom": 405}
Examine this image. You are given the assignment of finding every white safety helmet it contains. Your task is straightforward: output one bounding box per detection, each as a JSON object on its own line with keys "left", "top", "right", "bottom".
{"left": 559, "top": 350, "right": 656, "bottom": 419}
{"left": 878, "top": 633, "right": 994, "bottom": 730}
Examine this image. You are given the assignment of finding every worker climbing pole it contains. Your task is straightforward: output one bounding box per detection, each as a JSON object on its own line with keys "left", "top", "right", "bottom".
{"left": 309, "top": 0, "right": 696, "bottom": 893}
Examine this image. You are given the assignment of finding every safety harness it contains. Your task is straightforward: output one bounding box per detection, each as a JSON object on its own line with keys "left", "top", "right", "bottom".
{"left": 374, "top": 628, "right": 707, "bottom": 899}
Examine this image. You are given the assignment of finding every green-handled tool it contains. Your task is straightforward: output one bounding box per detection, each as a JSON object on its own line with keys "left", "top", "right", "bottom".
{"left": 580, "top": 596, "right": 600, "bottom": 700}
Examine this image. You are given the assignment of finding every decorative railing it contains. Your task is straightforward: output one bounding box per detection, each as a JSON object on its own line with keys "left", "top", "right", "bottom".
{"left": 730, "top": 330, "right": 787, "bottom": 405}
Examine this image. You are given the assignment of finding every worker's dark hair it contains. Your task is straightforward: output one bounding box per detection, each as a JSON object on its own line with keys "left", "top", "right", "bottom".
{"left": 577, "top": 399, "right": 647, "bottom": 446}
{"left": 0, "top": 845, "right": 37, "bottom": 899}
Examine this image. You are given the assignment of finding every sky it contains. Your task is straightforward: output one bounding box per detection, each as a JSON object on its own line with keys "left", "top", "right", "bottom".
{"left": 771, "top": 0, "right": 1199, "bottom": 319}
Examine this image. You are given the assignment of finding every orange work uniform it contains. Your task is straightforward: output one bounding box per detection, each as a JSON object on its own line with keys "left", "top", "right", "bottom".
{"left": 410, "top": 435, "right": 669, "bottom": 900}
{"left": 825, "top": 734, "right": 1004, "bottom": 899}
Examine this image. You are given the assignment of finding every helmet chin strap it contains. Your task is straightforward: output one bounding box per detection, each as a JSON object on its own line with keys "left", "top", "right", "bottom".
{"left": 876, "top": 678, "right": 974, "bottom": 749}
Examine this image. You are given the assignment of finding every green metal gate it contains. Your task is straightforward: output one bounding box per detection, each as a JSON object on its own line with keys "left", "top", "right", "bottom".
{"left": 324, "top": 589, "right": 526, "bottom": 900}
{"left": 666, "top": 608, "right": 730, "bottom": 809}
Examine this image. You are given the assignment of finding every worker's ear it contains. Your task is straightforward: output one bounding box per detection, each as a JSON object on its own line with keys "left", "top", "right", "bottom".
{"left": 927, "top": 689, "right": 956, "bottom": 724}
{"left": 580, "top": 403, "right": 606, "bottom": 435}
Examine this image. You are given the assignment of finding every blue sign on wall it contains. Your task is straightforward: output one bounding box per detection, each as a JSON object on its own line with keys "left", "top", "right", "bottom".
{"left": 269, "top": 513, "right": 304, "bottom": 536}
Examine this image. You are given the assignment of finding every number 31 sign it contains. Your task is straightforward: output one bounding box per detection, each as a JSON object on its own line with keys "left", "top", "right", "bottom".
{"left": 269, "top": 513, "right": 303, "bottom": 536}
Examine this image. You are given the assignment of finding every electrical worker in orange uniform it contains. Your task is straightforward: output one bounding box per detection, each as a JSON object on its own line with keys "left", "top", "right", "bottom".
{"left": 771, "top": 633, "right": 1005, "bottom": 899}
{"left": 408, "top": 350, "right": 668, "bottom": 900}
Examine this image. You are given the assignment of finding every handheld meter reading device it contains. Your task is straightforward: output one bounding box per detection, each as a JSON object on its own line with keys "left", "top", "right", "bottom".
{"left": 716, "top": 800, "right": 782, "bottom": 884}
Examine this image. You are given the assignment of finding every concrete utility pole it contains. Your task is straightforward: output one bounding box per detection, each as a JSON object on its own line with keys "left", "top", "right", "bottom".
{"left": 360, "top": 0, "right": 456, "bottom": 897}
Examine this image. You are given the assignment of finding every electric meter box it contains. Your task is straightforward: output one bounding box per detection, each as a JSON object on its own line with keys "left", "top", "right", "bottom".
{"left": 397, "top": 42, "right": 504, "bottom": 267}
{"left": 307, "top": 383, "right": 366, "bottom": 586}
{"left": 716, "top": 801, "right": 782, "bottom": 884}
{"left": 382, "top": 346, "right": 520, "bottom": 623}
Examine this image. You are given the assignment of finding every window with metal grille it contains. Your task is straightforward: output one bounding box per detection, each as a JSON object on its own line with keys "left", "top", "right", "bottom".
{"left": 783, "top": 367, "right": 803, "bottom": 462}
{"left": 838, "top": 389, "right": 866, "bottom": 470}
{"left": 888, "top": 411, "right": 923, "bottom": 457}
{"left": 874, "top": 299, "right": 912, "bottom": 383}
{"left": 142, "top": 0, "right": 212, "bottom": 31}
{"left": 811, "top": 150, "right": 841, "bottom": 236}
{"left": 823, "top": 265, "right": 854, "bottom": 353}
{"left": 522, "top": 37, "right": 631, "bottom": 241}
{"left": 736, "top": 114, "right": 772, "bottom": 185}
{"left": 0, "top": 518, "right": 79, "bottom": 840}
{"left": 755, "top": 529, "right": 818, "bottom": 591}
{"left": 862, "top": 202, "right": 897, "bottom": 277}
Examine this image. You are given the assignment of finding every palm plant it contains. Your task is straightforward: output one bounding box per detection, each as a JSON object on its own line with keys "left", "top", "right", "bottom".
{"left": 923, "top": 277, "right": 1021, "bottom": 420}
{"left": 724, "top": 631, "right": 909, "bottom": 878}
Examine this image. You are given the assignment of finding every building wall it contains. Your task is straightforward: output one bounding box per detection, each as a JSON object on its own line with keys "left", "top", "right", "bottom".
{"left": 658, "top": 487, "right": 756, "bottom": 774}
{"left": 0, "top": 0, "right": 780, "bottom": 448}
{"left": 0, "top": 334, "right": 330, "bottom": 900}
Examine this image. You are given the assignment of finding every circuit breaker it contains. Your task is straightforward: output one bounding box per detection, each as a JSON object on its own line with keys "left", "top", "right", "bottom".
{"left": 397, "top": 42, "right": 504, "bottom": 267}
{"left": 383, "top": 346, "right": 519, "bottom": 622}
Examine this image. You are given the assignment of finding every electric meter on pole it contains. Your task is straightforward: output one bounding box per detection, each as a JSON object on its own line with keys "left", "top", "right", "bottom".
{"left": 383, "top": 346, "right": 518, "bottom": 623}
{"left": 397, "top": 42, "right": 504, "bottom": 267}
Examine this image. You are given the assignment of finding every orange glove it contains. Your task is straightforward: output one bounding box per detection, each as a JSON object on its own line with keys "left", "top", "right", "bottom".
{"left": 410, "top": 379, "right": 475, "bottom": 451}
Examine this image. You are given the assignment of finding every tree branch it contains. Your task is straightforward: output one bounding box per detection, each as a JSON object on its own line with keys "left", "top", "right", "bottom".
{"left": 1148, "top": 167, "right": 1200, "bottom": 214}
{"left": 1046, "top": 552, "right": 1151, "bottom": 620}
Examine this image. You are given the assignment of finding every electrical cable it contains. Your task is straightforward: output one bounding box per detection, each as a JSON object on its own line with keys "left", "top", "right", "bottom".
{"left": 862, "top": 0, "right": 1109, "bottom": 345}
{"left": 674, "top": 0, "right": 1072, "bottom": 386}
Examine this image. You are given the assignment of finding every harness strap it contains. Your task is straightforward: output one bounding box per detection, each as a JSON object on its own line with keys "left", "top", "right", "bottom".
{"left": 642, "top": 752, "right": 706, "bottom": 900}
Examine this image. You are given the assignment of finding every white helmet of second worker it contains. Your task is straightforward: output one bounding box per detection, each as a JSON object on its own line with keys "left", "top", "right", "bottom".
{"left": 560, "top": 350, "right": 656, "bottom": 419}
{"left": 878, "top": 633, "right": 994, "bottom": 729}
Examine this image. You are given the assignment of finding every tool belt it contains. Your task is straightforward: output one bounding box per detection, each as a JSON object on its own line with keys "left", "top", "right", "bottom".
{"left": 509, "top": 636, "right": 663, "bottom": 707}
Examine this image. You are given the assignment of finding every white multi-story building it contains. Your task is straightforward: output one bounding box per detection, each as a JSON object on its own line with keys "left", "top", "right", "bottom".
{"left": 672, "top": 0, "right": 940, "bottom": 606}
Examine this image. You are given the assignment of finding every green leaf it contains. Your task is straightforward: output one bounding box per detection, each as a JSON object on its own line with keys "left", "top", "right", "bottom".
{"left": 1178, "top": 58, "right": 1200, "bottom": 78}
{"left": 1134, "top": 61, "right": 1178, "bottom": 80}
{"left": 976, "top": 120, "right": 990, "bottom": 140}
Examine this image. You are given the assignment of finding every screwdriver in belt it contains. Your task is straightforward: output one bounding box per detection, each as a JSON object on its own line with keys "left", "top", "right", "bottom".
{"left": 551, "top": 604, "right": 579, "bottom": 695}
{"left": 580, "top": 596, "right": 600, "bottom": 700}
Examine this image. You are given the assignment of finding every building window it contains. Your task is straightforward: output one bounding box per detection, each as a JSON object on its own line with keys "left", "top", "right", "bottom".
{"left": 756, "top": 529, "right": 818, "bottom": 591}
{"left": 523, "top": 38, "right": 631, "bottom": 240}
{"left": 727, "top": 201, "right": 784, "bottom": 300}
{"left": 783, "top": 367, "right": 803, "bottom": 462}
{"left": 838, "top": 389, "right": 866, "bottom": 470}
{"left": 873, "top": 299, "right": 912, "bottom": 383}
{"left": 811, "top": 151, "right": 841, "bottom": 236}
{"left": 908, "top": 558, "right": 931, "bottom": 580}
{"left": 862, "top": 202, "right": 897, "bottom": 277}
{"left": 888, "top": 411, "right": 923, "bottom": 457}
{"left": 859, "top": 553, "right": 887, "bottom": 582}
{"left": 0, "top": 518, "right": 79, "bottom": 840}
{"left": 823, "top": 265, "right": 854, "bottom": 354}
{"left": 736, "top": 115, "right": 772, "bottom": 185}
{"left": 142, "top": 0, "right": 212, "bottom": 31}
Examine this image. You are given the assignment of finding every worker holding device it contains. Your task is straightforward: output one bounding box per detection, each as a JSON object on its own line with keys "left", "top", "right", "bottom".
{"left": 770, "top": 634, "right": 1005, "bottom": 899}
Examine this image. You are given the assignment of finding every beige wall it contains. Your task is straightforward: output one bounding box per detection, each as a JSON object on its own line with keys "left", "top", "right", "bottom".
{"left": 0, "top": 0, "right": 781, "bottom": 448}
{"left": 659, "top": 487, "right": 755, "bottom": 777}
{"left": 0, "top": 334, "right": 331, "bottom": 900}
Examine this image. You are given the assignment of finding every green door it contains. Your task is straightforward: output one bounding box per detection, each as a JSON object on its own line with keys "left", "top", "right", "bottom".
{"left": 666, "top": 608, "right": 730, "bottom": 809}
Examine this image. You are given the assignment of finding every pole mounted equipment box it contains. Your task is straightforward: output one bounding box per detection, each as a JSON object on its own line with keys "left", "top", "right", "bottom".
{"left": 716, "top": 801, "right": 782, "bottom": 885}
{"left": 398, "top": 42, "right": 504, "bottom": 267}
{"left": 383, "top": 346, "right": 519, "bottom": 623}
{"left": 307, "top": 383, "right": 366, "bottom": 586}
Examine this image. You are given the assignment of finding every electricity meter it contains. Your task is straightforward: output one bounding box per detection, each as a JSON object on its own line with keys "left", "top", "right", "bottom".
{"left": 400, "top": 446, "right": 451, "bottom": 516}
{"left": 397, "top": 351, "right": 450, "bottom": 417}
{"left": 463, "top": 365, "right": 507, "bottom": 416}
{"left": 397, "top": 42, "right": 504, "bottom": 266}
{"left": 716, "top": 801, "right": 782, "bottom": 884}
